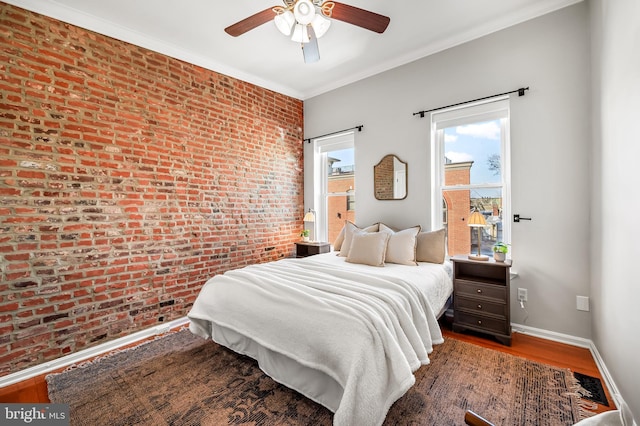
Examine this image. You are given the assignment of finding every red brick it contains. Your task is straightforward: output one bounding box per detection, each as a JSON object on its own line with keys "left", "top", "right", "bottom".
{"left": 0, "top": 2, "right": 303, "bottom": 376}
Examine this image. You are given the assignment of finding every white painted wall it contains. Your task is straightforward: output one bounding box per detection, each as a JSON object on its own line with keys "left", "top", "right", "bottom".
{"left": 590, "top": 0, "right": 640, "bottom": 420}
{"left": 305, "top": 4, "right": 592, "bottom": 338}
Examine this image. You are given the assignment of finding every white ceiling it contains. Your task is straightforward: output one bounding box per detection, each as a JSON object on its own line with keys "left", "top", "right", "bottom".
{"left": 6, "top": 0, "right": 581, "bottom": 100}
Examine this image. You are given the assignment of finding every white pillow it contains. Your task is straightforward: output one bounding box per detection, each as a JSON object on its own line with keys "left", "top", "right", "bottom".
{"left": 379, "top": 224, "right": 421, "bottom": 266}
{"left": 338, "top": 221, "right": 380, "bottom": 257}
{"left": 346, "top": 231, "right": 390, "bottom": 267}
{"left": 333, "top": 226, "right": 345, "bottom": 251}
{"left": 415, "top": 228, "right": 446, "bottom": 264}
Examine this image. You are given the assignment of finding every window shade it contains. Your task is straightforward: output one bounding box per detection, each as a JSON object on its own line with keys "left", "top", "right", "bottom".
{"left": 433, "top": 98, "right": 509, "bottom": 130}
{"left": 317, "top": 131, "right": 355, "bottom": 153}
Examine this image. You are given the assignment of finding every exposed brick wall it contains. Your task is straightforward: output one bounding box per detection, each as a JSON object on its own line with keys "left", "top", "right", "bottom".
{"left": 327, "top": 174, "right": 355, "bottom": 244}
{"left": 0, "top": 3, "right": 304, "bottom": 375}
{"left": 444, "top": 162, "right": 472, "bottom": 255}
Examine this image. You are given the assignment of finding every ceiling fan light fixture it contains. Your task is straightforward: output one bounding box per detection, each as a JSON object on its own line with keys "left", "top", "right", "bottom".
{"left": 291, "top": 23, "right": 310, "bottom": 43}
{"left": 311, "top": 13, "right": 331, "bottom": 38}
{"left": 274, "top": 10, "right": 295, "bottom": 36}
{"left": 293, "top": 0, "right": 316, "bottom": 25}
{"left": 225, "top": 1, "right": 390, "bottom": 63}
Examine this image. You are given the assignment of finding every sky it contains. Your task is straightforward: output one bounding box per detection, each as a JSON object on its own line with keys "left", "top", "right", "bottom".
{"left": 329, "top": 148, "right": 354, "bottom": 168}
{"left": 444, "top": 119, "right": 502, "bottom": 185}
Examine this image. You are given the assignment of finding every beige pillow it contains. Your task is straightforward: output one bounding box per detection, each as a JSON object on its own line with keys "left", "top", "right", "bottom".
{"left": 416, "top": 228, "right": 446, "bottom": 263}
{"left": 339, "top": 221, "right": 380, "bottom": 257}
{"left": 346, "top": 231, "right": 390, "bottom": 267}
{"left": 379, "top": 224, "right": 421, "bottom": 266}
{"left": 333, "top": 226, "right": 345, "bottom": 251}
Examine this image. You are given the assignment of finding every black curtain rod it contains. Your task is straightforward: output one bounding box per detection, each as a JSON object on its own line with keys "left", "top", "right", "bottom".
{"left": 413, "top": 87, "right": 529, "bottom": 118}
{"left": 304, "top": 125, "right": 363, "bottom": 143}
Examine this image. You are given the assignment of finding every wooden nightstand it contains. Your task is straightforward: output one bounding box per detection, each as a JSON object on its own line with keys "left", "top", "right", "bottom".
{"left": 451, "top": 255, "right": 512, "bottom": 346}
{"left": 295, "top": 241, "right": 330, "bottom": 258}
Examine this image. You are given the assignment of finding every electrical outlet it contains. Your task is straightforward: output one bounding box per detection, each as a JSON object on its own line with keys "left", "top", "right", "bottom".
{"left": 517, "top": 288, "right": 528, "bottom": 302}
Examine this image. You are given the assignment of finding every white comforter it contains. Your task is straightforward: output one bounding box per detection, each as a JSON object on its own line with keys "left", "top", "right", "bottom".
{"left": 188, "top": 254, "right": 452, "bottom": 426}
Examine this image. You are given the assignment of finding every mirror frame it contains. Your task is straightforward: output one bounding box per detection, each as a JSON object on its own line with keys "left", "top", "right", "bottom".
{"left": 374, "top": 154, "right": 408, "bottom": 200}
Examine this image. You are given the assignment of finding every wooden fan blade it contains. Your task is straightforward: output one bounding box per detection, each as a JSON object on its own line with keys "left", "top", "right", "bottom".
{"left": 225, "top": 8, "right": 275, "bottom": 37}
{"left": 330, "top": 2, "right": 390, "bottom": 33}
{"left": 303, "top": 27, "right": 320, "bottom": 63}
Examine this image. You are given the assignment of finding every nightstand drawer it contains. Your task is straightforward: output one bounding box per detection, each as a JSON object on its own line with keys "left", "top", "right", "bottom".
{"left": 455, "top": 280, "right": 506, "bottom": 302}
{"left": 455, "top": 295, "right": 506, "bottom": 317}
{"left": 455, "top": 311, "right": 509, "bottom": 335}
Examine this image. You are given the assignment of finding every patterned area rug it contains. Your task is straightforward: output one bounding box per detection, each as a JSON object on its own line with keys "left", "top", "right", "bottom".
{"left": 47, "top": 329, "right": 596, "bottom": 426}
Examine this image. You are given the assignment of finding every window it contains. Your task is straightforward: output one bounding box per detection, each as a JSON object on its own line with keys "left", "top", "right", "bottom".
{"left": 431, "top": 98, "right": 511, "bottom": 257}
{"left": 314, "top": 132, "right": 355, "bottom": 243}
{"left": 346, "top": 191, "right": 355, "bottom": 211}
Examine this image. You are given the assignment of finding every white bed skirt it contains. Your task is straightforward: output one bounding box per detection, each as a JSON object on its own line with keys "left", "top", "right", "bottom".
{"left": 207, "top": 322, "right": 343, "bottom": 412}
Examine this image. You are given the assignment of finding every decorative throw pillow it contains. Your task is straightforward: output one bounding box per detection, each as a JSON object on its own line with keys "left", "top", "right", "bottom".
{"left": 333, "top": 226, "right": 345, "bottom": 251}
{"left": 416, "top": 228, "right": 446, "bottom": 264}
{"left": 379, "top": 224, "right": 421, "bottom": 266}
{"left": 339, "top": 221, "right": 380, "bottom": 257}
{"left": 346, "top": 231, "right": 390, "bottom": 267}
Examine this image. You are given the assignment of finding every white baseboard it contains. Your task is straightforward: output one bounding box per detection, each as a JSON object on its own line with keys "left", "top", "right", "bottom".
{"left": 512, "top": 322, "right": 621, "bottom": 409}
{"left": 511, "top": 322, "right": 592, "bottom": 348}
{"left": 0, "top": 316, "right": 190, "bottom": 389}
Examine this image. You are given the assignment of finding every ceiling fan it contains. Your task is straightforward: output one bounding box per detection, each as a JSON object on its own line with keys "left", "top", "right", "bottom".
{"left": 225, "top": 0, "right": 390, "bottom": 63}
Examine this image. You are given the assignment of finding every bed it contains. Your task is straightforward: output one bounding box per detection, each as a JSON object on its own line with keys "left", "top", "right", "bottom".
{"left": 188, "top": 225, "right": 452, "bottom": 426}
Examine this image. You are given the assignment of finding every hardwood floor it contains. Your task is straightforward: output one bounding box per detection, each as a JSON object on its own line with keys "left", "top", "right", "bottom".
{"left": 440, "top": 319, "right": 615, "bottom": 415}
{"left": 1, "top": 323, "right": 615, "bottom": 418}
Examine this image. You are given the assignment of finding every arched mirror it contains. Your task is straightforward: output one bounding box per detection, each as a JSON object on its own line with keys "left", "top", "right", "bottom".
{"left": 374, "top": 154, "right": 407, "bottom": 200}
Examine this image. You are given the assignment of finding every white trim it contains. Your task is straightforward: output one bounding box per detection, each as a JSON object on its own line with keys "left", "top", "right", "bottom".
{"left": 313, "top": 132, "right": 355, "bottom": 242}
{"left": 0, "top": 317, "right": 190, "bottom": 389}
{"left": 512, "top": 322, "right": 591, "bottom": 348}
{"left": 587, "top": 341, "right": 623, "bottom": 410}
{"left": 433, "top": 98, "right": 509, "bottom": 130}
{"left": 512, "top": 322, "right": 621, "bottom": 409}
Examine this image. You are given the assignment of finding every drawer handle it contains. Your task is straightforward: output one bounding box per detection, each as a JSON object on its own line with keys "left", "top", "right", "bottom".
{"left": 477, "top": 320, "right": 482, "bottom": 325}
{"left": 477, "top": 289, "right": 482, "bottom": 294}
{"left": 477, "top": 304, "right": 482, "bottom": 309}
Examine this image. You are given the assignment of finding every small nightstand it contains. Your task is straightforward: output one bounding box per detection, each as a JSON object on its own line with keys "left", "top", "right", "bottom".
{"left": 451, "top": 255, "right": 512, "bottom": 346}
{"left": 295, "top": 241, "right": 330, "bottom": 258}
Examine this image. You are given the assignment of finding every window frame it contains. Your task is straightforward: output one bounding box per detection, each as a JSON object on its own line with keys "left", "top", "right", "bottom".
{"left": 430, "top": 97, "right": 512, "bottom": 257}
{"left": 313, "top": 131, "right": 355, "bottom": 242}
